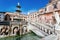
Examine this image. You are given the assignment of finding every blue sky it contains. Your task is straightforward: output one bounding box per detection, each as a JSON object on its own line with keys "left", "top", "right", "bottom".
{"left": 0, "top": 0, "right": 49, "bottom": 14}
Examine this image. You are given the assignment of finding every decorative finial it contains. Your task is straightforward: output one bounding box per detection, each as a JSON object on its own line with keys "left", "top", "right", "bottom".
{"left": 18, "top": 2, "right": 20, "bottom": 6}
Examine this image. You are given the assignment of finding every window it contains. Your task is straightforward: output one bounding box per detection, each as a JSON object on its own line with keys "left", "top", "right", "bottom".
{"left": 45, "top": 8, "right": 47, "bottom": 11}
{"left": 35, "top": 14, "right": 36, "bottom": 15}
{"left": 53, "top": 4, "right": 57, "bottom": 9}
{"left": 31, "top": 17, "right": 32, "bottom": 18}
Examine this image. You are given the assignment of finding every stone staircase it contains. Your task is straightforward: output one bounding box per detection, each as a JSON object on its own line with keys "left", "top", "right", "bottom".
{"left": 28, "top": 20, "right": 57, "bottom": 37}
{"left": 41, "top": 34, "right": 58, "bottom": 40}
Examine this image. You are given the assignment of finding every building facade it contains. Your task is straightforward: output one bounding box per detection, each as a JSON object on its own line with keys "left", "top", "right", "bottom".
{"left": 27, "top": 0, "right": 60, "bottom": 25}
{"left": 0, "top": 12, "right": 5, "bottom": 21}
{"left": 0, "top": 2, "right": 28, "bottom": 36}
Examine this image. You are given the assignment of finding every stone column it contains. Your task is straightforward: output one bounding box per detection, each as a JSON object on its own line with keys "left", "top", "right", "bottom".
{"left": 48, "top": 30, "right": 51, "bottom": 34}
{"left": 47, "top": 29, "right": 49, "bottom": 34}
{"left": 45, "top": 29, "right": 47, "bottom": 33}
{"left": 42, "top": 27, "right": 44, "bottom": 31}
{"left": 23, "top": 27, "right": 25, "bottom": 34}
{"left": 20, "top": 24, "right": 22, "bottom": 35}
{"left": 11, "top": 17, "right": 13, "bottom": 21}
{"left": 11, "top": 25, "right": 14, "bottom": 35}
{"left": 52, "top": 31, "right": 55, "bottom": 34}
{"left": 41, "top": 26, "right": 42, "bottom": 30}
{"left": 41, "top": 27, "right": 43, "bottom": 30}
{"left": 40, "top": 26, "right": 41, "bottom": 30}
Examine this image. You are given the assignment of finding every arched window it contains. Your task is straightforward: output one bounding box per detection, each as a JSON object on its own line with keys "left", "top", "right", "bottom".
{"left": 46, "top": 4, "right": 54, "bottom": 12}
{"left": 4, "top": 14, "right": 11, "bottom": 21}
{"left": 13, "top": 27, "right": 18, "bottom": 34}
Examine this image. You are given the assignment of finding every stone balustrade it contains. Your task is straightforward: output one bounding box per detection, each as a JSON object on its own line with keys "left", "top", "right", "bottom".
{"left": 28, "top": 20, "right": 57, "bottom": 36}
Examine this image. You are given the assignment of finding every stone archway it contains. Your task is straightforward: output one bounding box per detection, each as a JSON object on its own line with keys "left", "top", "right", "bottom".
{"left": 13, "top": 26, "right": 20, "bottom": 35}
{"left": 22, "top": 25, "right": 27, "bottom": 34}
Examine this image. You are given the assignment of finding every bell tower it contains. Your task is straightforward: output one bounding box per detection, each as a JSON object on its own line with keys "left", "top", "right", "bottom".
{"left": 16, "top": 2, "right": 21, "bottom": 13}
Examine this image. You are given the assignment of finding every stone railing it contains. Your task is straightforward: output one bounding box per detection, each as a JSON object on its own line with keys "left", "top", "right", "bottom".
{"left": 28, "top": 20, "right": 57, "bottom": 36}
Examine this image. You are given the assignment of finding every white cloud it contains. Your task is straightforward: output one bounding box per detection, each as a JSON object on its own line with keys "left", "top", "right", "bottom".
{"left": 27, "top": 9, "right": 37, "bottom": 15}
{"left": 27, "top": 10, "right": 37, "bottom": 13}
{"left": 21, "top": 9, "right": 37, "bottom": 15}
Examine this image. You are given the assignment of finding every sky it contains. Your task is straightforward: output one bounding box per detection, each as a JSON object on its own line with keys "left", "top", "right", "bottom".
{"left": 0, "top": 0, "right": 49, "bottom": 14}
